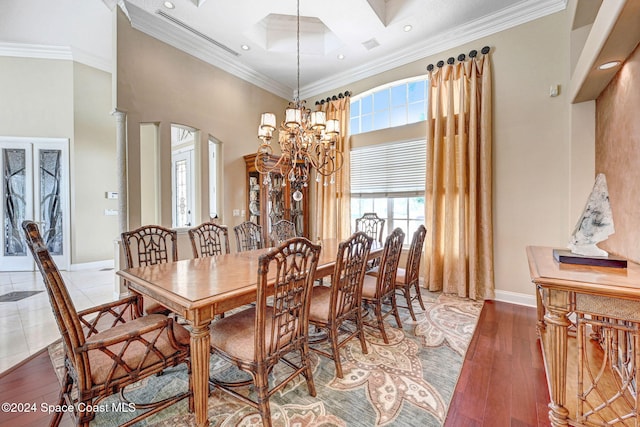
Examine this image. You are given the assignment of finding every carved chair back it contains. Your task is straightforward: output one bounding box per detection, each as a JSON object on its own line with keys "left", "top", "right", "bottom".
{"left": 269, "top": 219, "right": 297, "bottom": 246}
{"left": 375, "top": 227, "right": 406, "bottom": 299}
{"left": 22, "top": 221, "right": 88, "bottom": 378}
{"left": 355, "top": 212, "right": 386, "bottom": 244}
{"left": 330, "top": 232, "right": 373, "bottom": 321}
{"left": 234, "top": 221, "right": 263, "bottom": 252}
{"left": 405, "top": 225, "right": 427, "bottom": 287}
{"left": 394, "top": 224, "right": 427, "bottom": 321}
{"left": 120, "top": 224, "right": 178, "bottom": 315}
{"left": 189, "top": 221, "right": 230, "bottom": 257}
{"left": 121, "top": 224, "right": 178, "bottom": 268}
{"left": 361, "top": 227, "right": 405, "bottom": 344}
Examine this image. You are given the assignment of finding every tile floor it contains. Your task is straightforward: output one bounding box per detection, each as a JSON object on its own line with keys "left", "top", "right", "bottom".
{"left": 0, "top": 268, "right": 116, "bottom": 374}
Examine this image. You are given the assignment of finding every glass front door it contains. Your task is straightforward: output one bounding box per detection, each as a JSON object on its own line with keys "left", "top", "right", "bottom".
{"left": 171, "top": 149, "right": 194, "bottom": 228}
{"left": 0, "top": 138, "right": 69, "bottom": 271}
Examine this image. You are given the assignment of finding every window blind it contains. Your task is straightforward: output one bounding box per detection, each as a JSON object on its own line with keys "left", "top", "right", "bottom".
{"left": 350, "top": 139, "right": 426, "bottom": 197}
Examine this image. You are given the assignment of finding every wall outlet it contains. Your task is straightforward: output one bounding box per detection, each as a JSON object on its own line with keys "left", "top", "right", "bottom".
{"left": 104, "top": 209, "right": 118, "bottom": 216}
{"left": 232, "top": 209, "right": 240, "bottom": 217}
{"left": 105, "top": 191, "right": 118, "bottom": 199}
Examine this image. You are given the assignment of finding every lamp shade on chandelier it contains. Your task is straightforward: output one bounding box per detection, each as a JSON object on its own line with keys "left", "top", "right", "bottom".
{"left": 255, "top": 0, "right": 343, "bottom": 200}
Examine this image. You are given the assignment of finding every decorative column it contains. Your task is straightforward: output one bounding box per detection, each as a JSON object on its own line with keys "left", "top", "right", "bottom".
{"left": 112, "top": 109, "right": 128, "bottom": 297}
{"left": 112, "top": 109, "right": 128, "bottom": 234}
{"left": 544, "top": 289, "right": 571, "bottom": 427}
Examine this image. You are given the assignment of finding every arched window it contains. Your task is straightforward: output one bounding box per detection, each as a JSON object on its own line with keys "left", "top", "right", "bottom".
{"left": 350, "top": 76, "right": 428, "bottom": 135}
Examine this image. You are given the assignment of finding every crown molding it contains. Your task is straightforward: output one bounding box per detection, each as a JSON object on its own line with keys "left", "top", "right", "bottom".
{"left": 128, "top": 3, "right": 292, "bottom": 99}
{"left": 129, "top": 0, "right": 565, "bottom": 99}
{"left": 300, "top": 0, "right": 567, "bottom": 98}
{"left": 0, "top": 42, "right": 73, "bottom": 61}
{"left": 0, "top": 42, "right": 112, "bottom": 73}
{"left": 1, "top": 0, "right": 566, "bottom": 101}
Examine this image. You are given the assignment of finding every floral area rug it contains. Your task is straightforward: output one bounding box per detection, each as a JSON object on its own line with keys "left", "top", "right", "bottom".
{"left": 48, "top": 290, "right": 482, "bottom": 426}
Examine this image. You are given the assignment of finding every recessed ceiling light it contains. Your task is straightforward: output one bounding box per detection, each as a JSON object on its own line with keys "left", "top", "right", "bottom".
{"left": 337, "top": 54, "right": 345, "bottom": 60}
{"left": 163, "top": 1, "right": 175, "bottom": 9}
{"left": 241, "top": 45, "right": 250, "bottom": 51}
{"left": 598, "top": 60, "right": 621, "bottom": 70}
{"left": 403, "top": 25, "right": 413, "bottom": 32}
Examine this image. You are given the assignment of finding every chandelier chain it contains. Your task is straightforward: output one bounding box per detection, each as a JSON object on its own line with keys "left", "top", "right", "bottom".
{"left": 296, "top": 0, "right": 300, "bottom": 102}
{"left": 255, "top": 0, "right": 344, "bottom": 199}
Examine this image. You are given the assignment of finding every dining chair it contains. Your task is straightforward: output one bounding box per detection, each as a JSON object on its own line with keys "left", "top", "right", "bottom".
{"left": 368, "top": 225, "right": 427, "bottom": 321}
{"left": 355, "top": 212, "right": 385, "bottom": 268}
{"left": 269, "top": 219, "right": 297, "bottom": 246}
{"left": 355, "top": 212, "right": 386, "bottom": 244}
{"left": 188, "top": 221, "right": 231, "bottom": 257}
{"left": 308, "top": 232, "right": 373, "bottom": 378}
{"left": 121, "top": 224, "right": 178, "bottom": 315}
{"left": 208, "top": 237, "right": 321, "bottom": 427}
{"left": 22, "top": 221, "right": 192, "bottom": 427}
{"left": 233, "top": 220, "right": 264, "bottom": 252}
{"left": 361, "top": 227, "right": 405, "bottom": 344}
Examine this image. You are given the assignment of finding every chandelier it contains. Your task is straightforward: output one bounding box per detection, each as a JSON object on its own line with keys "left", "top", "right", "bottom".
{"left": 255, "top": 0, "right": 343, "bottom": 201}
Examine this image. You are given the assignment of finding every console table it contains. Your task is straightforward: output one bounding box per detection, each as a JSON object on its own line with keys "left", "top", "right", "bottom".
{"left": 527, "top": 246, "right": 640, "bottom": 427}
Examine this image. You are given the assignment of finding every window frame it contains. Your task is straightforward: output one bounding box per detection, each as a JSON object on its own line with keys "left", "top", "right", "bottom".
{"left": 350, "top": 76, "right": 428, "bottom": 135}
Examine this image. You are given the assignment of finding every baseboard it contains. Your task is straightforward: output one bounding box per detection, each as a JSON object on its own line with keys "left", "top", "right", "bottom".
{"left": 68, "top": 259, "right": 114, "bottom": 271}
{"left": 0, "top": 341, "right": 56, "bottom": 379}
{"left": 493, "top": 289, "right": 537, "bottom": 307}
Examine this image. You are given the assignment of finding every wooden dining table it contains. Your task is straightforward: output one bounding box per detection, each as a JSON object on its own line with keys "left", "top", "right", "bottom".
{"left": 116, "top": 237, "right": 382, "bottom": 427}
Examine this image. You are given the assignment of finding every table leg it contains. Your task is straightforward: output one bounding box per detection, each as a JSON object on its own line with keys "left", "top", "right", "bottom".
{"left": 191, "top": 324, "right": 211, "bottom": 427}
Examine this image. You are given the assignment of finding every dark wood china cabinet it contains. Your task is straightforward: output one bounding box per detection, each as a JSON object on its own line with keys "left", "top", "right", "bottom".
{"left": 243, "top": 153, "right": 309, "bottom": 244}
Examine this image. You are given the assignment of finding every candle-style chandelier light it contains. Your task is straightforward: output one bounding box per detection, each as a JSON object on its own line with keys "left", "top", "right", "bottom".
{"left": 255, "top": 0, "right": 343, "bottom": 201}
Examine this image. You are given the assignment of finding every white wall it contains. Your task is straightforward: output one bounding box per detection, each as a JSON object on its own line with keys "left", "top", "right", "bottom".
{"left": 0, "top": 56, "right": 118, "bottom": 266}
{"left": 72, "top": 62, "right": 118, "bottom": 264}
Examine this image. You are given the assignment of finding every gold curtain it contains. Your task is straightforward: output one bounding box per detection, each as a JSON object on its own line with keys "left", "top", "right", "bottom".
{"left": 313, "top": 95, "right": 351, "bottom": 240}
{"left": 425, "top": 52, "right": 494, "bottom": 300}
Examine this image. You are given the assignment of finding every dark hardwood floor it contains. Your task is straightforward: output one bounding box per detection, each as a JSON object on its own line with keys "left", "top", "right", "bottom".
{"left": 444, "top": 300, "right": 550, "bottom": 427}
{"left": 0, "top": 345, "right": 72, "bottom": 427}
{"left": 0, "top": 300, "right": 549, "bottom": 427}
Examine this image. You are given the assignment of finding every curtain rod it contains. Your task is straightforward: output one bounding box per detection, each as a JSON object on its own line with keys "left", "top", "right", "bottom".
{"left": 314, "top": 91, "right": 351, "bottom": 106}
{"left": 426, "top": 46, "right": 490, "bottom": 71}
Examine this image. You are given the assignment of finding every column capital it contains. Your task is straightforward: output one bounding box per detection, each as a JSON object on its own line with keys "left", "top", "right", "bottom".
{"left": 111, "top": 109, "right": 127, "bottom": 118}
